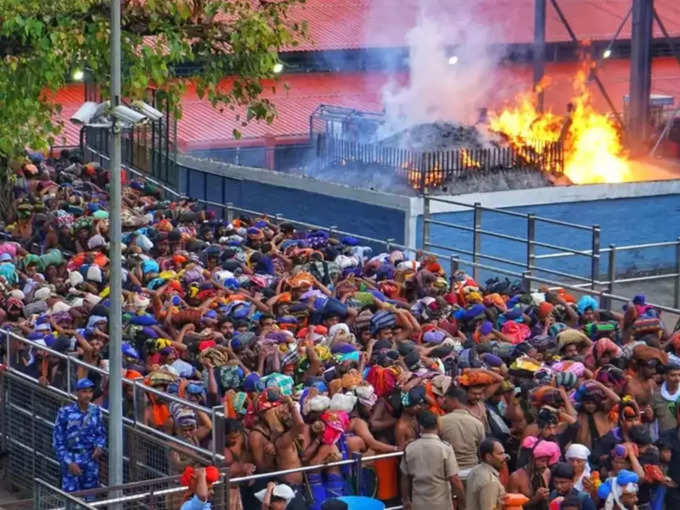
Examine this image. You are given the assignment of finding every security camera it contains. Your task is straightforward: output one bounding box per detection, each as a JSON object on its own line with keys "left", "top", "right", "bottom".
{"left": 132, "top": 101, "right": 163, "bottom": 122}
{"left": 70, "top": 102, "right": 100, "bottom": 125}
{"left": 111, "top": 104, "right": 148, "bottom": 126}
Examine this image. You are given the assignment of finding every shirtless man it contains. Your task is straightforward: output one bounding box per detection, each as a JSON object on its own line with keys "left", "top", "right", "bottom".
{"left": 248, "top": 411, "right": 278, "bottom": 474}
{"left": 395, "top": 386, "right": 427, "bottom": 449}
{"left": 625, "top": 358, "right": 658, "bottom": 420}
{"left": 348, "top": 410, "right": 399, "bottom": 456}
{"left": 274, "top": 396, "right": 306, "bottom": 486}
{"left": 508, "top": 449, "right": 552, "bottom": 510}
{"left": 224, "top": 419, "right": 255, "bottom": 510}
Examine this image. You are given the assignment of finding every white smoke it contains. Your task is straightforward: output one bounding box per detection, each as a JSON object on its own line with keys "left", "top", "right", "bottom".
{"left": 379, "top": 2, "right": 505, "bottom": 137}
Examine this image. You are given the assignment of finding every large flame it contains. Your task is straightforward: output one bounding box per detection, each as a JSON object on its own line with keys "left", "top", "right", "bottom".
{"left": 489, "top": 67, "right": 631, "bottom": 184}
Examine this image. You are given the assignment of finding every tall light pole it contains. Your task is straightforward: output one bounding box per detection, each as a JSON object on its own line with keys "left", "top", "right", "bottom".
{"left": 108, "top": 0, "right": 124, "bottom": 496}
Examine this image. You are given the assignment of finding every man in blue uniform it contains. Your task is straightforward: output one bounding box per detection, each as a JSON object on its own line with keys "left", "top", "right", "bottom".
{"left": 52, "top": 378, "right": 106, "bottom": 492}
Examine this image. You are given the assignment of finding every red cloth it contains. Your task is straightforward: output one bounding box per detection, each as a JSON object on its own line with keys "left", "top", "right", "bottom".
{"left": 501, "top": 321, "right": 531, "bottom": 344}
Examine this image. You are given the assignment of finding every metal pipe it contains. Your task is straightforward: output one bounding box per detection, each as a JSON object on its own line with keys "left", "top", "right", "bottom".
{"left": 629, "top": 0, "right": 654, "bottom": 150}
{"left": 473, "top": 202, "right": 482, "bottom": 282}
{"left": 423, "top": 194, "right": 431, "bottom": 251}
{"left": 591, "top": 225, "right": 601, "bottom": 290}
{"left": 531, "top": 239, "right": 596, "bottom": 257}
{"left": 476, "top": 228, "right": 527, "bottom": 243}
{"left": 424, "top": 218, "right": 474, "bottom": 233}
{"left": 529, "top": 264, "right": 594, "bottom": 283}
{"left": 533, "top": 216, "right": 593, "bottom": 231}
{"left": 108, "top": 0, "right": 124, "bottom": 496}
{"left": 527, "top": 213, "right": 536, "bottom": 274}
{"left": 606, "top": 244, "right": 616, "bottom": 310}
{"left": 450, "top": 256, "right": 459, "bottom": 278}
{"left": 607, "top": 273, "right": 679, "bottom": 284}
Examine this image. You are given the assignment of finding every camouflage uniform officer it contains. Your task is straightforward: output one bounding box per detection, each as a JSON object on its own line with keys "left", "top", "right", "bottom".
{"left": 52, "top": 378, "right": 106, "bottom": 492}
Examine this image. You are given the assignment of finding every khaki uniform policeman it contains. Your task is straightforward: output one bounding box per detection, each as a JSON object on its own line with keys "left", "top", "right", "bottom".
{"left": 400, "top": 411, "right": 462, "bottom": 510}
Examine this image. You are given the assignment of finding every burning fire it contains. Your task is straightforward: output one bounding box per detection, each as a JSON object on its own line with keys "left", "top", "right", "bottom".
{"left": 405, "top": 161, "right": 446, "bottom": 189}
{"left": 460, "top": 149, "right": 481, "bottom": 168}
{"left": 489, "top": 66, "right": 631, "bottom": 184}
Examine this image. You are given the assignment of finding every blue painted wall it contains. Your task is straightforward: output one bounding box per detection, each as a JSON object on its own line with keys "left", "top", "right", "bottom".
{"left": 418, "top": 194, "right": 680, "bottom": 282}
{"left": 178, "top": 164, "right": 406, "bottom": 246}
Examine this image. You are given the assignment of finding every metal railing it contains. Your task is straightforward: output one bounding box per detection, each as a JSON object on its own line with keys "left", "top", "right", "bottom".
{"left": 0, "top": 328, "right": 225, "bottom": 494}
{"left": 34, "top": 479, "right": 96, "bottom": 510}
{"left": 422, "top": 194, "right": 680, "bottom": 309}
{"left": 67, "top": 451, "right": 404, "bottom": 509}
{"left": 316, "top": 135, "right": 564, "bottom": 192}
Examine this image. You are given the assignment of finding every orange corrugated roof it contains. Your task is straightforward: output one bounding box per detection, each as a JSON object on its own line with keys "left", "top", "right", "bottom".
{"left": 51, "top": 84, "right": 85, "bottom": 148}
{"left": 52, "top": 59, "right": 680, "bottom": 149}
{"left": 289, "top": 0, "right": 680, "bottom": 51}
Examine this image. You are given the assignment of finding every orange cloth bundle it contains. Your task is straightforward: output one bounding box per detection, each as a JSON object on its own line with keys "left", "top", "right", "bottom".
{"left": 457, "top": 368, "right": 496, "bottom": 387}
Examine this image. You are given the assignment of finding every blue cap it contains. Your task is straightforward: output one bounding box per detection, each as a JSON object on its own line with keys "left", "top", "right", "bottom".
{"left": 76, "top": 378, "right": 95, "bottom": 390}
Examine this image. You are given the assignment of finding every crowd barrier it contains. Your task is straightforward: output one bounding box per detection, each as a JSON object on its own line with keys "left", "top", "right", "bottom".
{"left": 422, "top": 194, "right": 680, "bottom": 310}
{"left": 62, "top": 452, "right": 404, "bottom": 509}
{"left": 0, "top": 329, "right": 225, "bottom": 494}
{"left": 34, "top": 479, "right": 96, "bottom": 510}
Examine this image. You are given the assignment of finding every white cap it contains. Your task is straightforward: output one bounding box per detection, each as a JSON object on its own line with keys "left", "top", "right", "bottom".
{"left": 254, "top": 484, "right": 296, "bottom": 506}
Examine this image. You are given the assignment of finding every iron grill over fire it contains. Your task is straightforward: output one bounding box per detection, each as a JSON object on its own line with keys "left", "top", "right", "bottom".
{"left": 310, "top": 105, "right": 565, "bottom": 193}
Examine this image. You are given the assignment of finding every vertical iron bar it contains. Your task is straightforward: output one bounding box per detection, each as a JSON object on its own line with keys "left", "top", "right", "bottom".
{"left": 423, "top": 194, "right": 431, "bottom": 250}
{"left": 526, "top": 213, "right": 536, "bottom": 274}
{"left": 591, "top": 225, "right": 601, "bottom": 290}
{"left": 473, "top": 202, "right": 482, "bottom": 282}
{"left": 605, "top": 244, "right": 617, "bottom": 310}
{"left": 629, "top": 0, "right": 654, "bottom": 151}
{"left": 449, "top": 256, "right": 459, "bottom": 280}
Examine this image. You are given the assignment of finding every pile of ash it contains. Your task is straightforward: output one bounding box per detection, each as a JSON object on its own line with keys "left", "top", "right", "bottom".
{"left": 378, "top": 122, "right": 503, "bottom": 151}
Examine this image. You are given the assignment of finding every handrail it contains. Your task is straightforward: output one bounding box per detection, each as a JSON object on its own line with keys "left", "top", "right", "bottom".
{"left": 1, "top": 328, "right": 225, "bottom": 462}
{"left": 85, "top": 451, "right": 405, "bottom": 507}
{"left": 35, "top": 478, "right": 97, "bottom": 509}
{"left": 525, "top": 274, "right": 680, "bottom": 314}
{"left": 426, "top": 195, "right": 593, "bottom": 230}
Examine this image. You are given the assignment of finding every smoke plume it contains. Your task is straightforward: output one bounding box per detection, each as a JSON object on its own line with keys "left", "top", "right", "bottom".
{"left": 379, "top": 1, "right": 506, "bottom": 137}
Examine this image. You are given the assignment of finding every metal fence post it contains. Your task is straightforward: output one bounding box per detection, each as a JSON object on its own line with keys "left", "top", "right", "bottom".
{"left": 521, "top": 270, "right": 531, "bottom": 293}
{"left": 675, "top": 237, "right": 680, "bottom": 309}
{"left": 449, "top": 256, "right": 459, "bottom": 280}
{"left": 473, "top": 202, "right": 482, "bottom": 282}
{"left": 386, "top": 238, "right": 395, "bottom": 252}
{"left": 605, "top": 244, "right": 616, "bottom": 311}
{"left": 226, "top": 202, "right": 234, "bottom": 224}
{"left": 422, "top": 194, "right": 431, "bottom": 251}
{"left": 66, "top": 356, "right": 72, "bottom": 395}
{"left": 329, "top": 225, "right": 338, "bottom": 239}
{"left": 223, "top": 467, "right": 231, "bottom": 510}
{"left": 591, "top": 224, "right": 601, "bottom": 290}
{"left": 526, "top": 213, "right": 536, "bottom": 274}
{"left": 352, "top": 452, "right": 363, "bottom": 495}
